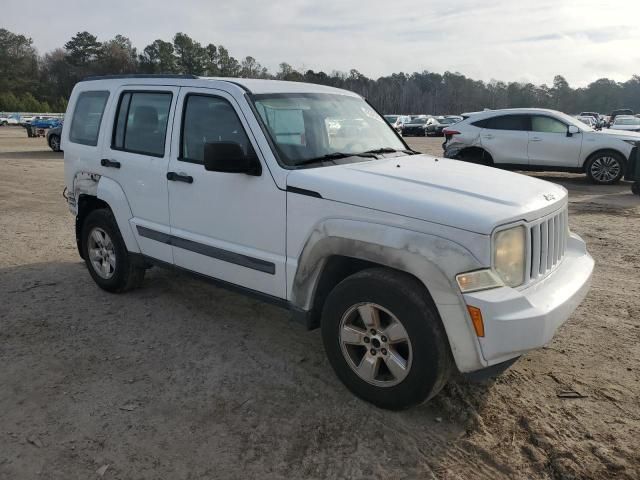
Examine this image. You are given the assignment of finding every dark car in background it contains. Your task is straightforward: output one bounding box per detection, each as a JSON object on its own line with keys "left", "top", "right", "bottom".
{"left": 46, "top": 125, "right": 62, "bottom": 152}
{"left": 425, "top": 116, "right": 460, "bottom": 136}
{"left": 401, "top": 117, "right": 429, "bottom": 136}
{"left": 608, "top": 109, "right": 634, "bottom": 126}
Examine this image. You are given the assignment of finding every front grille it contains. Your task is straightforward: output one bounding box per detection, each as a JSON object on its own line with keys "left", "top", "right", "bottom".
{"left": 528, "top": 207, "right": 569, "bottom": 282}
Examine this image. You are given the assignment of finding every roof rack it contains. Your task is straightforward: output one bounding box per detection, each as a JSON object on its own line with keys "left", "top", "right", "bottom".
{"left": 80, "top": 74, "right": 199, "bottom": 82}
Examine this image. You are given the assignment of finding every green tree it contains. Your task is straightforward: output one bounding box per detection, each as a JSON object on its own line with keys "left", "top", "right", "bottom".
{"left": 0, "top": 28, "right": 39, "bottom": 95}
{"left": 64, "top": 31, "right": 101, "bottom": 66}
{"left": 140, "top": 39, "right": 177, "bottom": 73}
{"left": 173, "top": 33, "right": 207, "bottom": 74}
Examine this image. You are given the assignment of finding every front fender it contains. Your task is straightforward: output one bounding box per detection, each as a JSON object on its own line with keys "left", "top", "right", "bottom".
{"left": 290, "top": 219, "right": 489, "bottom": 372}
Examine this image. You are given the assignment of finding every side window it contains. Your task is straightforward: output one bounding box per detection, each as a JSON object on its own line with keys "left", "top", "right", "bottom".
{"left": 486, "top": 115, "right": 529, "bottom": 131}
{"left": 531, "top": 116, "right": 567, "bottom": 134}
{"left": 69, "top": 91, "right": 109, "bottom": 146}
{"left": 181, "top": 95, "right": 251, "bottom": 163}
{"left": 112, "top": 91, "right": 172, "bottom": 157}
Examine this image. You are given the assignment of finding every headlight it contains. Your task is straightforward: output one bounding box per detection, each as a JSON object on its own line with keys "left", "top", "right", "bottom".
{"left": 494, "top": 226, "right": 526, "bottom": 287}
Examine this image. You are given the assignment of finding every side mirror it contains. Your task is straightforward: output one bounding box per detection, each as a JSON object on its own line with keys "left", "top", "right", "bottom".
{"left": 203, "top": 142, "right": 261, "bottom": 175}
{"left": 567, "top": 125, "right": 580, "bottom": 137}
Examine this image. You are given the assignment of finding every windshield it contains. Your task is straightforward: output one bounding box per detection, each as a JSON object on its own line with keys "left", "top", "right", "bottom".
{"left": 615, "top": 117, "right": 640, "bottom": 125}
{"left": 408, "top": 118, "right": 427, "bottom": 124}
{"left": 384, "top": 115, "right": 398, "bottom": 123}
{"left": 440, "top": 118, "right": 457, "bottom": 125}
{"left": 252, "top": 93, "right": 406, "bottom": 167}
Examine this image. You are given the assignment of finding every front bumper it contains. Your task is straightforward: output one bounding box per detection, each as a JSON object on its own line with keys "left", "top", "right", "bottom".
{"left": 463, "top": 233, "right": 594, "bottom": 365}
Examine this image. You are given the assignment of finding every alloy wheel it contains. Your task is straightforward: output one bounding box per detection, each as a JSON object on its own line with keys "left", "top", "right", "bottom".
{"left": 590, "top": 156, "right": 621, "bottom": 183}
{"left": 339, "top": 302, "right": 413, "bottom": 387}
{"left": 87, "top": 227, "right": 116, "bottom": 279}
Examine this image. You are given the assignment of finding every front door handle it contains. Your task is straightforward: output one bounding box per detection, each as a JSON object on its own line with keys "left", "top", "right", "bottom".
{"left": 530, "top": 137, "right": 542, "bottom": 142}
{"left": 483, "top": 134, "right": 494, "bottom": 139}
{"left": 101, "top": 159, "right": 121, "bottom": 169}
{"left": 167, "top": 172, "right": 194, "bottom": 184}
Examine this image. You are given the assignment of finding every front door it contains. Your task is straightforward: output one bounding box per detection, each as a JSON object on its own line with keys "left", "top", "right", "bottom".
{"left": 165, "top": 87, "right": 287, "bottom": 298}
{"left": 527, "top": 115, "right": 583, "bottom": 167}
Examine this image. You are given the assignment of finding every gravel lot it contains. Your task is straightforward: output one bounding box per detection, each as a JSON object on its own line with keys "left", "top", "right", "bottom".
{"left": 1, "top": 127, "right": 639, "bottom": 479}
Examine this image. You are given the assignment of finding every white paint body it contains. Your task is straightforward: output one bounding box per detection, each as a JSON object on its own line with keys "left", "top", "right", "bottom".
{"left": 63, "top": 78, "right": 594, "bottom": 373}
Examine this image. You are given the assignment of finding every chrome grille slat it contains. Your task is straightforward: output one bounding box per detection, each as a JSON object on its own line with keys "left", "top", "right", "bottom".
{"left": 526, "top": 207, "right": 569, "bottom": 285}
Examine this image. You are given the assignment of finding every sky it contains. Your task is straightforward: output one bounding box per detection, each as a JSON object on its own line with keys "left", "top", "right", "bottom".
{"left": 5, "top": 0, "right": 640, "bottom": 87}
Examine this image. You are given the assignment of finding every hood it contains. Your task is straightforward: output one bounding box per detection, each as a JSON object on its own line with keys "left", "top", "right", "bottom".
{"left": 594, "top": 128, "right": 640, "bottom": 141}
{"left": 286, "top": 155, "right": 567, "bottom": 235}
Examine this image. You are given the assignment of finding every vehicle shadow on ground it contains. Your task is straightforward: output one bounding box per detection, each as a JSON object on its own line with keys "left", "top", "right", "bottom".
{"left": 1, "top": 260, "right": 501, "bottom": 477}
{"left": 0, "top": 150, "right": 62, "bottom": 160}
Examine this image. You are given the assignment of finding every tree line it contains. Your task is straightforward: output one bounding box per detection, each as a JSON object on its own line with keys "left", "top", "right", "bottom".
{"left": 1, "top": 28, "right": 640, "bottom": 115}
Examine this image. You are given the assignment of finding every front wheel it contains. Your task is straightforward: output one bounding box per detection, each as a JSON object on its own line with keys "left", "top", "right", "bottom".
{"left": 81, "top": 209, "right": 145, "bottom": 292}
{"left": 321, "top": 268, "right": 452, "bottom": 410}
{"left": 586, "top": 152, "right": 625, "bottom": 184}
{"left": 49, "top": 134, "right": 61, "bottom": 152}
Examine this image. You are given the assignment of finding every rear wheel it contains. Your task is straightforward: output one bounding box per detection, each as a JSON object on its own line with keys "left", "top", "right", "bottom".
{"left": 81, "top": 209, "right": 145, "bottom": 292}
{"left": 586, "top": 152, "right": 624, "bottom": 184}
{"left": 321, "top": 268, "right": 452, "bottom": 410}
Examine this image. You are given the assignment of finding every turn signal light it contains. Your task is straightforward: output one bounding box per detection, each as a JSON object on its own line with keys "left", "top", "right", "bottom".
{"left": 467, "top": 306, "right": 485, "bottom": 337}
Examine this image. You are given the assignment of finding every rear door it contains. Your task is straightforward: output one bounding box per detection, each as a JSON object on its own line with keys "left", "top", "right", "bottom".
{"left": 100, "top": 86, "right": 179, "bottom": 263}
{"left": 478, "top": 114, "right": 530, "bottom": 165}
{"left": 527, "top": 115, "right": 582, "bottom": 167}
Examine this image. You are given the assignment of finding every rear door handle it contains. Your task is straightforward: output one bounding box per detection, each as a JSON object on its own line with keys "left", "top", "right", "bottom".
{"left": 167, "top": 172, "right": 194, "bottom": 184}
{"left": 483, "top": 134, "right": 494, "bottom": 139}
{"left": 100, "top": 159, "right": 121, "bottom": 169}
{"left": 530, "top": 137, "right": 542, "bottom": 142}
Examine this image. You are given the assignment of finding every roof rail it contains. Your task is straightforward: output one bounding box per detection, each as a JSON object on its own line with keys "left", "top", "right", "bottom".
{"left": 80, "top": 74, "right": 199, "bottom": 82}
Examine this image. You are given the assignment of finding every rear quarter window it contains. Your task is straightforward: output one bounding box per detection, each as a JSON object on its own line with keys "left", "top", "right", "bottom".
{"left": 69, "top": 91, "right": 110, "bottom": 146}
{"left": 474, "top": 115, "right": 529, "bottom": 131}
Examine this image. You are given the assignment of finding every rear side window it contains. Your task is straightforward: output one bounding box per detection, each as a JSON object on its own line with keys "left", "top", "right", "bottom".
{"left": 531, "top": 116, "right": 567, "bottom": 134}
{"left": 69, "top": 91, "right": 109, "bottom": 146}
{"left": 112, "top": 91, "right": 172, "bottom": 157}
{"left": 482, "top": 115, "right": 530, "bottom": 131}
{"left": 180, "top": 95, "right": 251, "bottom": 163}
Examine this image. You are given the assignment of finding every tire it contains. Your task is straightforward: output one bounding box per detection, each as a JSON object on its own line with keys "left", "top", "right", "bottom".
{"left": 321, "top": 268, "right": 453, "bottom": 410}
{"left": 81, "top": 209, "right": 145, "bottom": 293}
{"left": 585, "top": 151, "right": 625, "bottom": 184}
{"left": 48, "top": 134, "right": 61, "bottom": 152}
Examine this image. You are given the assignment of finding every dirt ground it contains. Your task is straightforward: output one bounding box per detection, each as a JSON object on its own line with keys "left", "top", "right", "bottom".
{"left": 1, "top": 126, "right": 639, "bottom": 480}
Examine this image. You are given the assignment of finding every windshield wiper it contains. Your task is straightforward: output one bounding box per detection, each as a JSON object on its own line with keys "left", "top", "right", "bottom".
{"left": 361, "top": 147, "right": 420, "bottom": 155}
{"left": 295, "top": 151, "right": 377, "bottom": 167}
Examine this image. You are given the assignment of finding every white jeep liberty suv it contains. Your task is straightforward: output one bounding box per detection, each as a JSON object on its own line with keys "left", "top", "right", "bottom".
{"left": 63, "top": 75, "right": 594, "bottom": 409}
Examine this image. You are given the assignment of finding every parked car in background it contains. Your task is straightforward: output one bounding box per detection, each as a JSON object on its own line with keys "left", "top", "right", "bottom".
{"left": 443, "top": 108, "right": 640, "bottom": 184}
{"left": 401, "top": 117, "right": 429, "bottom": 136}
{"left": 579, "top": 112, "right": 602, "bottom": 128}
{"left": 576, "top": 116, "right": 596, "bottom": 128}
{"left": 47, "top": 124, "right": 63, "bottom": 152}
{"left": 608, "top": 109, "right": 634, "bottom": 126}
{"left": 63, "top": 75, "right": 593, "bottom": 410}
{"left": 426, "top": 116, "right": 460, "bottom": 136}
{"left": 30, "top": 116, "right": 62, "bottom": 129}
{"left": 4, "top": 114, "right": 22, "bottom": 125}
{"left": 383, "top": 114, "right": 410, "bottom": 133}
{"left": 609, "top": 115, "right": 640, "bottom": 132}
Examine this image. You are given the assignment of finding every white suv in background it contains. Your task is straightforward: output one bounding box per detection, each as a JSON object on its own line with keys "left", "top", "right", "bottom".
{"left": 63, "top": 76, "right": 593, "bottom": 409}
{"left": 443, "top": 108, "right": 640, "bottom": 184}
